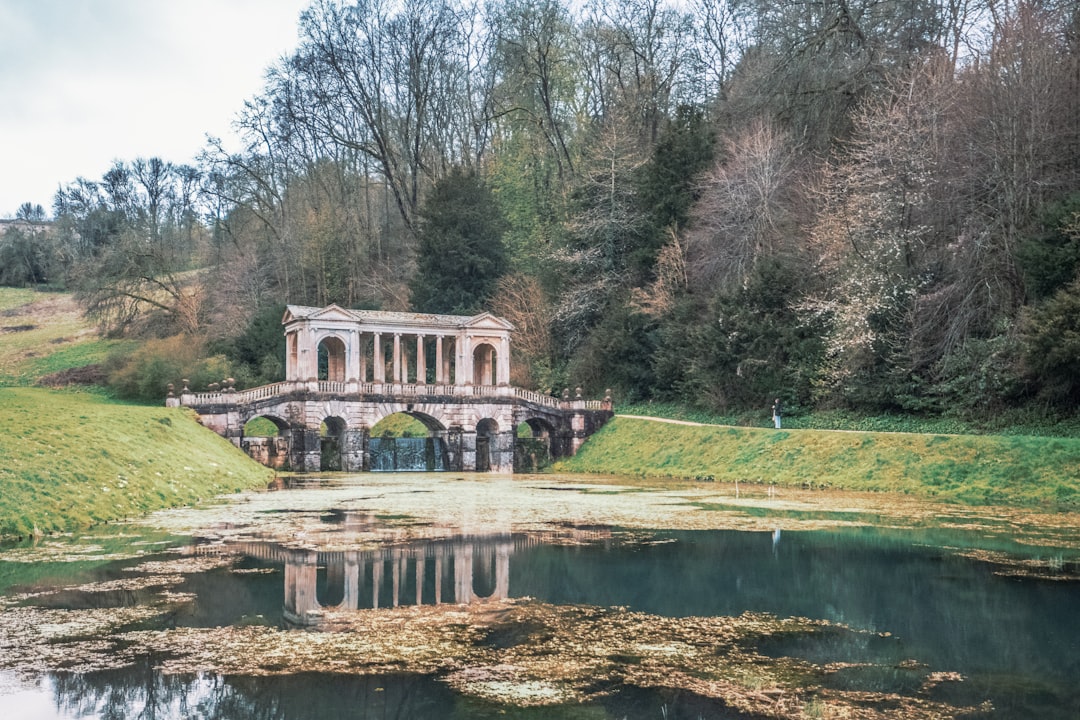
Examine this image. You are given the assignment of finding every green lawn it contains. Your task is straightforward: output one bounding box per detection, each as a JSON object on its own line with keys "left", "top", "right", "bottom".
{"left": 0, "top": 387, "right": 273, "bottom": 539}
{"left": 0, "top": 288, "right": 130, "bottom": 387}
{"left": 556, "top": 416, "right": 1080, "bottom": 508}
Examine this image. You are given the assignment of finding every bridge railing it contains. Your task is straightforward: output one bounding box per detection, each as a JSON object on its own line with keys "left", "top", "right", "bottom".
{"left": 179, "top": 380, "right": 609, "bottom": 411}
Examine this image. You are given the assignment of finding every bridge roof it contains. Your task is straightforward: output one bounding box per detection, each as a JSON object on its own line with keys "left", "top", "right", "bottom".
{"left": 283, "top": 304, "right": 514, "bottom": 332}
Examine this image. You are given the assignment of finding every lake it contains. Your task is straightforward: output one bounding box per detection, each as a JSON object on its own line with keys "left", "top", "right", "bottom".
{"left": 0, "top": 472, "right": 1077, "bottom": 719}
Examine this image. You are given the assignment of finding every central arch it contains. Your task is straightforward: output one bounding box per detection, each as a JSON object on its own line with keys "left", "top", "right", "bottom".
{"left": 369, "top": 411, "right": 449, "bottom": 472}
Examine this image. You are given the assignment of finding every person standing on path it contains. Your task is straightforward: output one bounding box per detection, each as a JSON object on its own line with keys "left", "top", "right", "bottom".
{"left": 772, "top": 398, "right": 783, "bottom": 429}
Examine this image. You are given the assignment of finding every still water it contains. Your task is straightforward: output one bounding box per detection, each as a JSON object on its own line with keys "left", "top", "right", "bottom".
{"left": 0, "top": 474, "right": 1077, "bottom": 719}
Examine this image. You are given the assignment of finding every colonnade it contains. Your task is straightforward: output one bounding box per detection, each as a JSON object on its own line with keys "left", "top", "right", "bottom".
{"left": 283, "top": 305, "right": 514, "bottom": 388}
{"left": 282, "top": 539, "right": 513, "bottom": 625}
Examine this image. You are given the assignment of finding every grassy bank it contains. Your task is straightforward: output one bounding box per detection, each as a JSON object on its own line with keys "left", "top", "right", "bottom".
{"left": 0, "top": 387, "right": 273, "bottom": 539}
{"left": 616, "top": 401, "right": 1080, "bottom": 438}
{"left": 556, "top": 416, "right": 1080, "bottom": 508}
{"left": 0, "top": 289, "right": 131, "bottom": 387}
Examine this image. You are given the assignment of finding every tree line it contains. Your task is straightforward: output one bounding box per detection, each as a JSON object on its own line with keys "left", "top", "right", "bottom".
{"left": 3, "top": 0, "right": 1079, "bottom": 417}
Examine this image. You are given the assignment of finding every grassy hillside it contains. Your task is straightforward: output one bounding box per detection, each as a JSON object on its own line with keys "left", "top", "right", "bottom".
{"left": 0, "top": 289, "right": 132, "bottom": 387}
{"left": 0, "top": 387, "right": 273, "bottom": 539}
{"left": 557, "top": 417, "right": 1080, "bottom": 508}
{"left": 0, "top": 288, "right": 271, "bottom": 540}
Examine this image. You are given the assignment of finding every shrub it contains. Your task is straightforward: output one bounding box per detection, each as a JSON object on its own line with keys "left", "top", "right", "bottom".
{"left": 105, "top": 334, "right": 236, "bottom": 403}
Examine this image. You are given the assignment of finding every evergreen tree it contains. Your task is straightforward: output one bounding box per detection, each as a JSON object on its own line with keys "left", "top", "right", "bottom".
{"left": 409, "top": 168, "right": 509, "bottom": 315}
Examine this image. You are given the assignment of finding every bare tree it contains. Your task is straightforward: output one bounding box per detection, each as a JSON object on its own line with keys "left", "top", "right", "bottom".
{"left": 684, "top": 117, "right": 802, "bottom": 293}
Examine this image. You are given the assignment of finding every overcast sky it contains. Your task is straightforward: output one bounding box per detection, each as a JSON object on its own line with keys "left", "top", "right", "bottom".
{"left": 0, "top": 0, "right": 311, "bottom": 217}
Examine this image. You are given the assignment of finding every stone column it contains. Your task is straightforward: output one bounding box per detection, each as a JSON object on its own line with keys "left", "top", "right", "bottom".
{"left": 286, "top": 331, "right": 299, "bottom": 381}
{"left": 435, "top": 336, "right": 444, "bottom": 384}
{"left": 348, "top": 329, "right": 361, "bottom": 383}
{"left": 373, "top": 333, "right": 385, "bottom": 383}
{"left": 392, "top": 550, "right": 401, "bottom": 607}
{"left": 416, "top": 335, "right": 426, "bottom": 385}
{"left": 498, "top": 336, "right": 511, "bottom": 385}
{"left": 284, "top": 551, "right": 319, "bottom": 626}
{"left": 415, "top": 556, "right": 425, "bottom": 606}
{"left": 393, "top": 333, "right": 402, "bottom": 384}
{"left": 359, "top": 333, "right": 368, "bottom": 382}
{"left": 343, "top": 556, "right": 360, "bottom": 610}
{"left": 455, "top": 544, "right": 473, "bottom": 604}
{"left": 461, "top": 335, "right": 473, "bottom": 385}
{"left": 372, "top": 556, "right": 382, "bottom": 609}
{"left": 434, "top": 552, "right": 443, "bottom": 605}
{"left": 494, "top": 544, "right": 511, "bottom": 600}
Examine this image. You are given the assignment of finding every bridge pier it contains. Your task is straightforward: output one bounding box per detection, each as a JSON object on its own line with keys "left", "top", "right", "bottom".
{"left": 291, "top": 428, "right": 322, "bottom": 473}
{"left": 342, "top": 427, "right": 367, "bottom": 472}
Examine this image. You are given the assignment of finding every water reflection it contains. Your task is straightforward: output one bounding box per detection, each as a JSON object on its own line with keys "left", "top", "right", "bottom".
{"left": 4, "top": 519, "right": 1079, "bottom": 718}
{"left": 15, "top": 663, "right": 743, "bottom": 720}
{"left": 41, "top": 663, "right": 458, "bottom": 720}
{"left": 203, "top": 527, "right": 612, "bottom": 626}
{"left": 193, "top": 525, "right": 1080, "bottom": 704}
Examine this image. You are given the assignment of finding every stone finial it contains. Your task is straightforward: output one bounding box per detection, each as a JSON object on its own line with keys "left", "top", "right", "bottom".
{"left": 226, "top": 377, "right": 236, "bottom": 392}
{"left": 208, "top": 382, "right": 220, "bottom": 392}
{"left": 182, "top": 379, "right": 190, "bottom": 393}
{"left": 562, "top": 387, "right": 570, "bottom": 400}
{"left": 604, "top": 388, "right": 612, "bottom": 402}
{"left": 575, "top": 386, "right": 583, "bottom": 399}
{"left": 166, "top": 383, "right": 175, "bottom": 398}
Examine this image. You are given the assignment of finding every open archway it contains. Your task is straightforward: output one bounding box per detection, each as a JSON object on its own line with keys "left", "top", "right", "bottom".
{"left": 320, "top": 416, "right": 347, "bottom": 471}
{"left": 475, "top": 418, "right": 499, "bottom": 473}
{"left": 515, "top": 417, "right": 557, "bottom": 472}
{"left": 241, "top": 414, "right": 291, "bottom": 469}
{"left": 472, "top": 343, "right": 497, "bottom": 386}
{"left": 369, "top": 411, "right": 448, "bottom": 471}
{"left": 318, "top": 336, "right": 347, "bottom": 382}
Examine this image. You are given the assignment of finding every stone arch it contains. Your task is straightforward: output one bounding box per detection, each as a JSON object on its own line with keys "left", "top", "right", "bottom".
{"left": 369, "top": 410, "right": 450, "bottom": 472}
{"left": 369, "top": 408, "right": 447, "bottom": 434}
{"left": 472, "top": 342, "right": 498, "bottom": 386}
{"left": 320, "top": 415, "right": 348, "bottom": 471}
{"left": 242, "top": 413, "right": 291, "bottom": 436}
{"left": 240, "top": 413, "right": 292, "bottom": 469}
{"left": 317, "top": 335, "right": 347, "bottom": 382}
{"left": 475, "top": 418, "right": 499, "bottom": 473}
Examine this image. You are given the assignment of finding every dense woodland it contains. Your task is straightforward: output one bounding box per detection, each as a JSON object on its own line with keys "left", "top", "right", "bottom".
{"left": 3, "top": 0, "right": 1080, "bottom": 419}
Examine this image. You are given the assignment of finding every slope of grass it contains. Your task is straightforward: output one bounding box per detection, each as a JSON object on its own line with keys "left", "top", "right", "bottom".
{"left": 616, "top": 401, "right": 1080, "bottom": 437}
{"left": 556, "top": 417, "right": 1080, "bottom": 508}
{"left": 0, "top": 387, "right": 273, "bottom": 539}
{"left": 0, "top": 288, "right": 131, "bottom": 387}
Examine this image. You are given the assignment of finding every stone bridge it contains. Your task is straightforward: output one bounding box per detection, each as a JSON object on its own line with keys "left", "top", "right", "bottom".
{"left": 172, "top": 380, "right": 611, "bottom": 473}
{"left": 170, "top": 304, "right": 612, "bottom": 472}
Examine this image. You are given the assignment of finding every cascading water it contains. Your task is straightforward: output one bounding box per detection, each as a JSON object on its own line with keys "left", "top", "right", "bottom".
{"left": 368, "top": 437, "right": 447, "bottom": 471}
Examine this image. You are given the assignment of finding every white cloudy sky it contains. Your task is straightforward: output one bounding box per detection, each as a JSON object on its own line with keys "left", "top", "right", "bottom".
{"left": 0, "top": 0, "right": 311, "bottom": 217}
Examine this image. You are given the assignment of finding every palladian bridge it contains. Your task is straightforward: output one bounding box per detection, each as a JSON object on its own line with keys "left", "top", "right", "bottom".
{"left": 169, "top": 304, "right": 613, "bottom": 472}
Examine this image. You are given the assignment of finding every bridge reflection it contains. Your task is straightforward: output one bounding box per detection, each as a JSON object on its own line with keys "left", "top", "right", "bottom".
{"left": 198, "top": 526, "right": 610, "bottom": 626}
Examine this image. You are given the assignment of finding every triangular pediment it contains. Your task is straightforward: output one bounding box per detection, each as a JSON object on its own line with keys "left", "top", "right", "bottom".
{"left": 306, "top": 304, "right": 358, "bottom": 322}
{"left": 465, "top": 312, "right": 515, "bottom": 331}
